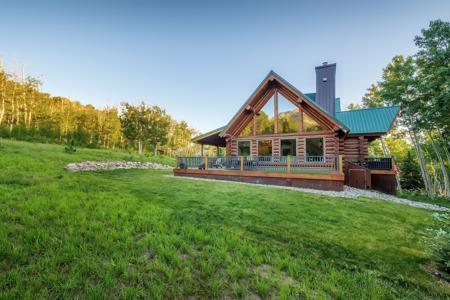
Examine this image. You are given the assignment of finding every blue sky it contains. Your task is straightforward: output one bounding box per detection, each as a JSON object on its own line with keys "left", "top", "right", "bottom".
{"left": 1, "top": 0, "right": 449, "bottom": 132}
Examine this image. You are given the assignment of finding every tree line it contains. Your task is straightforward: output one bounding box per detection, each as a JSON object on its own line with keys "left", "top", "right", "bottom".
{"left": 0, "top": 66, "right": 200, "bottom": 156}
{"left": 348, "top": 20, "right": 450, "bottom": 198}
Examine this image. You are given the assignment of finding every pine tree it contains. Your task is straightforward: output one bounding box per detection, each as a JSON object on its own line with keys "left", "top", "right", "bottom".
{"left": 400, "top": 149, "right": 424, "bottom": 190}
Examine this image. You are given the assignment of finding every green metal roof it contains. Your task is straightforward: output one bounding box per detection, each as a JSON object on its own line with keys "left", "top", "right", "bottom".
{"left": 335, "top": 106, "right": 400, "bottom": 134}
{"left": 191, "top": 125, "right": 227, "bottom": 142}
{"left": 304, "top": 93, "right": 316, "bottom": 102}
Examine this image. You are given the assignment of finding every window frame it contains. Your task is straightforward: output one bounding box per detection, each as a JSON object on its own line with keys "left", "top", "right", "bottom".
{"left": 257, "top": 139, "right": 273, "bottom": 157}
{"left": 237, "top": 140, "right": 252, "bottom": 157}
{"left": 280, "top": 138, "right": 297, "bottom": 156}
{"left": 304, "top": 137, "right": 325, "bottom": 162}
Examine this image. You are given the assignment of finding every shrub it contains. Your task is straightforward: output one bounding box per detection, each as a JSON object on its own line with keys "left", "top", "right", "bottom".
{"left": 64, "top": 140, "right": 77, "bottom": 153}
{"left": 426, "top": 213, "right": 450, "bottom": 279}
{"left": 400, "top": 149, "right": 424, "bottom": 190}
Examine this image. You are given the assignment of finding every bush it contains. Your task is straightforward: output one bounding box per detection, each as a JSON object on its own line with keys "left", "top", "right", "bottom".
{"left": 64, "top": 140, "right": 77, "bottom": 153}
{"left": 400, "top": 149, "right": 424, "bottom": 190}
{"left": 426, "top": 213, "right": 450, "bottom": 279}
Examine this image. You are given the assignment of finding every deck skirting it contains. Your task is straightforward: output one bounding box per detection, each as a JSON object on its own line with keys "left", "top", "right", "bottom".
{"left": 173, "top": 168, "right": 344, "bottom": 191}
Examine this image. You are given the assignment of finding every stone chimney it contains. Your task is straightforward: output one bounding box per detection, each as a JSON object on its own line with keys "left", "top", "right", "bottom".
{"left": 315, "top": 62, "right": 336, "bottom": 115}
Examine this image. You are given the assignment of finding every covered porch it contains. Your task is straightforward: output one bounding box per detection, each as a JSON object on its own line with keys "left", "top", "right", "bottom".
{"left": 174, "top": 154, "right": 345, "bottom": 191}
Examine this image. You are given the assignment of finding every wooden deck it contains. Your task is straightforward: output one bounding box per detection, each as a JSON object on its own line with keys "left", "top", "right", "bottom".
{"left": 173, "top": 168, "right": 345, "bottom": 191}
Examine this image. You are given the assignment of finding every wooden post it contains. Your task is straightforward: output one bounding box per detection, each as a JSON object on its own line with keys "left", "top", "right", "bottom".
{"left": 338, "top": 155, "right": 343, "bottom": 174}
{"left": 204, "top": 156, "right": 208, "bottom": 170}
{"left": 274, "top": 89, "right": 278, "bottom": 134}
{"left": 240, "top": 156, "right": 244, "bottom": 171}
{"left": 287, "top": 155, "right": 291, "bottom": 173}
{"left": 216, "top": 145, "right": 219, "bottom": 156}
{"left": 201, "top": 143, "right": 204, "bottom": 156}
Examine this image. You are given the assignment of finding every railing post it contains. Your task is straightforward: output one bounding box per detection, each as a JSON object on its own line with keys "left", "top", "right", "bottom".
{"left": 338, "top": 155, "right": 344, "bottom": 174}
{"left": 204, "top": 156, "right": 208, "bottom": 170}
{"left": 240, "top": 156, "right": 244, "bottom": 171}
{"left": 287, "top": 155, "right": 291, "bottom": 173}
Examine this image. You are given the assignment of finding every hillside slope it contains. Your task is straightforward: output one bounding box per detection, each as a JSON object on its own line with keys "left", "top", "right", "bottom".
{"left": 0, "top": 140, "right": 448, "bottom": 299}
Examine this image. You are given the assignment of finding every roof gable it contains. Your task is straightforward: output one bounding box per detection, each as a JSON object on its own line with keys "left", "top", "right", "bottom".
{"left": 220, "top": 71, "right": 348, "bottom": 137}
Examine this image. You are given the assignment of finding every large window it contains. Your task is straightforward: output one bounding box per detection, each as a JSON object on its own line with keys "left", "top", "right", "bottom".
{"left": 278, "top": 95, "right": 300, "bottom": 133}
{"left": 303, "top": 113, "right": 324, "bottom": 132}
{"left": 305, "top": 138, "right": 324, "bottom": 160}
{"left": 281, "top": 139, "right": 296, "bottom": 156}
{"left": 239, "top": 119, "right": 253, "bottom": 137}
{"left": 258, "top": 140, "right": 272, "bottom": 156}
{"left": 238, "top": 141, "right": 251, "bottom": 156}
{"left": 256, "top": 96, "right": 275, "bottom": 135}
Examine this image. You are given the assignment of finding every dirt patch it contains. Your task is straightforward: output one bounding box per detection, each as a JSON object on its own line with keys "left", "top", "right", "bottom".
{"left": 422, "top": 262, "right": 450, "bottom": 286}
{"left": 255, "top": 264, "right": 299, "bottom": 286}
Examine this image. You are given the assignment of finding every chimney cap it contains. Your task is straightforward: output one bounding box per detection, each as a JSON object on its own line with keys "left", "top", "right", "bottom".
{"left": 315, "top": 62, "right": 336, "bottom": 69}
{"left": 323, "top": 62, "right": 328, "bottom": 65}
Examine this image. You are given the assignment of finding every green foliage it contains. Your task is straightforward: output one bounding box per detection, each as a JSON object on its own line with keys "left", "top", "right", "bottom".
{"left": 0, "top": 140, "right": 449, "bottom": 298}
{"left": 0, "top": 69, "right": 198, "bottom": 156}
{"left": 425, "top": 213, "right": 450, "bottom": 280}
{"left": 64, "top": 139, "right": 77, "bottom": 153}
{"left": 346, "top": 103, "right": 364, "bottom": 110}
{"left": 362, "top": 84, "right": 384, "bottom": 108}
{"left": 401, "top": 149, "right": 424, "bottom": 190}
{"left": 414, "top": 20, "right": 450, "bottom": 134}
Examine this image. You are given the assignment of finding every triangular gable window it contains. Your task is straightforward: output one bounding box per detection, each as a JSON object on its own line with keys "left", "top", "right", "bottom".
{"left": 278, "top": 94, "right": 300, "bottom": 133}
{"left": 236, "top": 89, "right": 326, "bottom": 136}
{"left": 239, "top": 120, "right": 253, "bottom": 137}
{"left": 256, "top": 95, "right": 275, "bottom": 135}
{"left": 303, "top": 113, "right": 324, "bottom": 132}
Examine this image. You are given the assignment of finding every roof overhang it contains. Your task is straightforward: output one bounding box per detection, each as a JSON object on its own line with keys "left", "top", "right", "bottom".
{"left": 192, "top": 126, "right": 226, "bottom": 147}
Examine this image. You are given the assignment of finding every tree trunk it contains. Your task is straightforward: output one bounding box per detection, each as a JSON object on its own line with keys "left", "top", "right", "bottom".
{"left": 427, "top": 131, "right": 449, "bottom": 196}
{"left": 0, "top": 79, "right": 5, "bottom": 126}
{"left": 410, "top": 130, "right": 433, "bottom": 197}
{"left": 438, "top": 130, "right": 450, "bottom": 165}
{"left": 138, "top": 139, "right": 143, "bottom": 154}
{"left": 9, "top": 82, "right": 16, "bottom": 133}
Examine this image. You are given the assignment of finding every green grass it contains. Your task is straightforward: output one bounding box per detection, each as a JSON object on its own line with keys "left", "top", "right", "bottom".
{"left": 0, "top": 139, "right": 449, "bottom": 299}
{"left": 397, "top": 190, "right": 450, "bottom": 210}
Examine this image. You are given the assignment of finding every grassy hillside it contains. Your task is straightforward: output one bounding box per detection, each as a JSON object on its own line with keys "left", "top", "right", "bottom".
{"left": 0, "top": 140, "right": 448, "bottom": 299}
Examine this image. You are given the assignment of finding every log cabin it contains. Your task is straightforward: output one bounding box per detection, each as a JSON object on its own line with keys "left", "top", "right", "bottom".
{"left": 174, "top": 62, "right": 400, "bottom": 194}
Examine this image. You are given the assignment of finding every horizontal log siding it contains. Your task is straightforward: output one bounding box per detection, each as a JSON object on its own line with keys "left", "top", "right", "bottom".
{"left": 297, "top": 138, "right": 304, "bottom": 157}
{"left": 343, "top": 137, "right": 368, "bottom": 161}
{"left": 272, "top": 138, "right": 280, "bottom": 156}
{"left": 251, "top": 139, "right": 257, "bottom": 156}
{"left": 231, "top": 139, "right": 238, "bottom": 156}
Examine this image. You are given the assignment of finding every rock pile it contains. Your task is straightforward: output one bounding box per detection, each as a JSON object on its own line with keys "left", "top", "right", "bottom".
{"left": 66, "top": 161, "right": 172, "bottom": 172}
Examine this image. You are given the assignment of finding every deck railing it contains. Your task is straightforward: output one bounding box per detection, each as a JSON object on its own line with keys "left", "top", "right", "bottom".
{"left": 176, "top": 155, "right": 341, "bottom": 174}
{"left": 364, "top": 157, "right": 393, "bottom": 170}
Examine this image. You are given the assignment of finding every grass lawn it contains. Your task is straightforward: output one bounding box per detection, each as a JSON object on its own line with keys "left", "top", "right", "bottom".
{"left": 0, "top": 139, "right": 449, "bottom": 299}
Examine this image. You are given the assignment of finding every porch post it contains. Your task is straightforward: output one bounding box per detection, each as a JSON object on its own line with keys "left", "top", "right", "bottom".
{"left": 287, "top": 155, "right": 291, "bottom": 173}
{"left": 216, "top": 145, "right": 219, "bottom": 156}
{"left": 240, "top": 156, "right": 244, "bottom": 171}
{"left": 201, "top": 143, "right": 204, "bottom": 156}
{"left": 338, "top": 155, "right": 344, "bottom": 174}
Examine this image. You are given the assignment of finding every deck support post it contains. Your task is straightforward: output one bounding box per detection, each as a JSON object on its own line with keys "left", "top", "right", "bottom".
{"left": 240, "top": 156, "right": 244, "bottom": 171}
{"left": 287, "top": 155, "right": 291, "bottom": 173}
{"left": 204, "top": 156, "right": 208, "bottom": 170}
{"left": 338, "top": 155, "right": 344, "bottom": 174}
